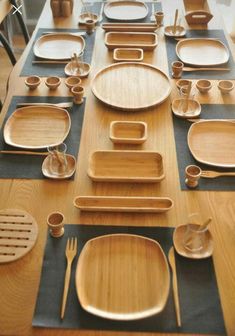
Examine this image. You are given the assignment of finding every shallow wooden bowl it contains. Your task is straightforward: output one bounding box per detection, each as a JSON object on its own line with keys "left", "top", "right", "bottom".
{"left": 78, "top": 12, "right": 99, "bottom": 24}
{"left": 65, "top": 76, "right": 82, "bottom": 89}
{"left": 110, "top": 121, "right": 147, "bottom": 144}
{"left": 45, "top": 76, "right": 61, "bottom": 90}
{"left": 113, "top": 48, "right": 143, "bottom": 62}
{"left": 25, "top": 76, "right": 41, "bottom": 90}
{"left": 196, "top": 79, "right": 212, "bottom": 93}
{"left": 65, "top": 61, "right": 91, "bottom": 78}
{"left": 164, "top": 25, "right": 186, "bottom": 37}
{"left": 218, "top": 80, "right": 234, "bottom": 94}
{"left": 42, "top": 154, "right": 76, "bottom": 179}
{"left": 172, "top": 98, "right": 201, "bottom": 118}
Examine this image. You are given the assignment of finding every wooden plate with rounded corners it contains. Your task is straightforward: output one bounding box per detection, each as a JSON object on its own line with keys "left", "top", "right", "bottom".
{"left": 113, "top": 48, "right": 144, "bottom": 62}
{"left": 42, "top": 154, "right": 76, "bottom": 179}
{"left": 33, "top": 33, "right": 85, "bottom": 60}
{"left": 88, "top": 150, "right": 165, "bottom": 182}
{"left": 110, "top": 120, "right": 147, "bottom": 144}
{"left": 176, "top": 38, "right": 229, "bottom": 66}
{"left": 0, "top": 209, "right": 38, "bottom": 263}
{"left": 172, "top": 98, "right": 201, "bottom": 118}
{"left": 75, "top": 234, "right": 170, "bottom": 320}
{"left": 173, "top": 224, "right": 213, "bottom": 259}
{"left": 104, "top": 0, "right": 148, "bottom": 21}
{"left": 3, "top": 106, "right": 71, "bottom": 149}
{"left": 91, "top": 62, "right": 171, "bottom": 110}
{"left": 74, "top": 196, "right": 174, "bottom": 212}
{"left": 105, "top": 32, "right": 158, "bottom": 51}
{"left": 188, "top": 120, "right": 235, "bottom": 167}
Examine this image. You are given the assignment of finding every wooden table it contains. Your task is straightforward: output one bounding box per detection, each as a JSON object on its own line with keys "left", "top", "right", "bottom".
{"left": 0, "top": 0, "right": 235, "bottom": 335}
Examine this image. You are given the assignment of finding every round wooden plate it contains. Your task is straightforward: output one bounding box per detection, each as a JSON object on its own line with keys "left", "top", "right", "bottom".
{"left": 0, "top": 209, "right": 38, "bottom": 263}
{"left": 91, "top": 62, "right": 171, "bottom": 110}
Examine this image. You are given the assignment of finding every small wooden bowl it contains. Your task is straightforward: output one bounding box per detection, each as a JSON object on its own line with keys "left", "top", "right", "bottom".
{"left": 45, "top": 76, "right": 61, "bottom": 90}
{"left": 113, "top": 48, "right": 143, "bottom": 62}
{"left": 218, "top": 80, "right": 234, "bottom": 94}
{"left": 110, "top": 121, "right": 147, "bottom": 144}
{"left": 164, "top": 25, "right": 186, "bottom": 37}
{"left": 65, "top": 76, "right": 82, "bottom": 90}
{"left": 196, "top": 79, "right": 212, "bottom": 93}
{"left": 172, "top": 98, "right": 201, "bottom": 118}
{"left": 176, "top": 79, "right": 192, "bottom": 91}
{"left": 65, "top": 61, "right": 91, "bottom": 78}
{"left": 78, "top": 13, "right": 98, "bottom": 25}
{"left": 25, "top": 76, "right": 41, "bottom": 90}
{"left": 42, "top": 154, "right": 76, "bottom": 179}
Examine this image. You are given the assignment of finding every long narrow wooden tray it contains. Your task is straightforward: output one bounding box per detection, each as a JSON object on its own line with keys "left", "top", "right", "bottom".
{"left": 91, "top": 62, "right": 171, "bottom": 110}
{"left": 183, "top": 0, "right": 213, "bottom": 24}
{"left": 74, "top": 196, "right": 174, "bottom": 213}
{"left": 75, "top": 234, "right": 170, "bottom": 320}
{"left": 187, "top": 120, "right": 235, "bottom": 167}
{"left": 88, "top": 150, "right": 165, "bottom": 182}
{"left": 105, "top": 32, "right": 158, "bottom": 50}
{"left": 102, "top": 23, "right": 159, "bottom": 32}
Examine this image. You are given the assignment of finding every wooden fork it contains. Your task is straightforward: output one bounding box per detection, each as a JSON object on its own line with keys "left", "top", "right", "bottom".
{"left": 201, "top": 170, "right": 235, "bottom": 178}
{"left": 61, "top": 237, "right": 77, "bottom": 319}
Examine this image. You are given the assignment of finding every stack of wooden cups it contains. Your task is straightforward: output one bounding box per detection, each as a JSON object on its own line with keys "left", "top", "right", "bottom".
{"left": 50, "top": 0, "right": 74, "bottom": 17}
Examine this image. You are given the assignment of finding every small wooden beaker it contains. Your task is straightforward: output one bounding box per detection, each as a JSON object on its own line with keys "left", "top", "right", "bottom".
{"left": 154, "top": 11, "right": 164, "bottom": 25}
{"left": 185, "top": 165, "right": 202, "bottom": 188}
{"left": 71, "top": 85, "right": 84, "bottom": 104}
{"left": 47, "top": 212, "right": 65, "bottom": 238}
{"left": 85, "top": 19, "right": 96, "bottom": 34}
{"left": 171, "top": 61, "right": 184, "bottom": 79}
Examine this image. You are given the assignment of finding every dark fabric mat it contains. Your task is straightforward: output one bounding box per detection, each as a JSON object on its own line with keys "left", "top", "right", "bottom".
{"left": 33, "top": 225, "right": 225, "bottom": 334}
{"left": 82, "top": 2, "right": 162, "bottom": 24}
{"left": 173, "top": 104, "right": 235, "bottom": 190}
{"left": 0, "top": 96, "right": 85, "bottom": 179}
{"left": 20, "top": 28, "right": 96, "bottom": 77}
{"left": 166, "top": 29, "right": 235, "bottom": 79}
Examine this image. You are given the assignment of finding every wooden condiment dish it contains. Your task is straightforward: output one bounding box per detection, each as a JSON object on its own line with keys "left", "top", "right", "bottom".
{"left": 42, "top": 154, "right": 76, "bottom": 179}
{"left": 65, "top": 76, "right": 82, "bottom": 90}
{"left": 110, "top": 121, "right": 147, "bottom": 144}
{"left": 45, "top": 76, "right": 61, "bottom": 90}
{"left": 78, "top": 12, "right": 98, "bottom": 24}
{"left": 113, "top": 48, "right": 143, "bottom": 62}
{"left": 25, "top": 75, "right": 41, "bottom": 90}
{"left": 196, "top": 79, "right": 212, "bottom": 93}
{"left": 164, "top": 25, "right": 186, "bottom": 37}
{"left": 218, "top": 80, "right": 234, "bottom": 94}
{"left": 172, "top": 98, "right": 201, "bottom": 118}
{"left": 65, "top": 61, "right": 91, "bottom": 78}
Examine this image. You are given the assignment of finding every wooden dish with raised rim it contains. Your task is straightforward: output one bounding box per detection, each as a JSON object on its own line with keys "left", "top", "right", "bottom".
{"left": 105, "top": 32, "right": 158, "bottom": 51}
{"left": 113, "top": 48, "right": 143, "bottom": 62}
{"left": 110, "top": 120, "right": 147, "bottom": 144}
{"left": 75, "top": 234, "right": 170, "bottom": 320}
{"left": 88, "top": 150, "right": 165, "bottom": 182}
{"left": 74, "top": 196, "right": 174, "bottom": 212}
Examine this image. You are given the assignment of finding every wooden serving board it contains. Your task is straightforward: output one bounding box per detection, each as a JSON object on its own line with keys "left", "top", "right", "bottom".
{"left": 102, "top": 23, "right": 159, "bottom": 32}
{"left": 74, "top": 196, "right": 174, "bottom": 213}
{"left": 0, "top": 209, "right": 38, "bottom": 263}
{"left": 91, "top": 62, "right": 171, "bottom": 110}
{"left": 87, "top": 150, "right": 165, "bottom": 182}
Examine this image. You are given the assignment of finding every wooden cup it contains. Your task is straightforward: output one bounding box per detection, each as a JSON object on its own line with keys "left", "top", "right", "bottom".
{"left": 154, "top": 11, "right": 164, "bottom": 25}
{"left": 47, "top": 212, "right": 65, "bottom": 237}
{"left": 85, "top": 18, "right": 96, "bottom": 34}
{"left": 171, "top": 61, "right": 184, "bottom": 79}
{"left": 71, "top": 85, "right": 84, "bottom": 104}
{"left": 185, "top": 165, "right": 202, "bottom": 188}
{"left": 65, "top": 76, "right": 82, "bottom": 90}
{"left": 45, "top": 76, "right": 61, "bottom": 90}
{"left": 25, "top": 76, "right": 41, "bottom": 90}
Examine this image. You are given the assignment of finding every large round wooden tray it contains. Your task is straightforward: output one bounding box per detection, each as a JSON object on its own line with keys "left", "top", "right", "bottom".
{"left": 33, "top": 33, "right": 85, "bottom": 60}
{"left": 104, "top": 0, "right": 148, "bottom": 21}
{"left": 91, "top": 62, "right": 171, "bottom": 110}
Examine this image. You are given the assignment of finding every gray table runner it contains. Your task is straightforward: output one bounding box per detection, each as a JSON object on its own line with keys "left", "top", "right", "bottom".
{"left": 33, "top": 224, "right": 225, "bottom": 334}
{"left": 166, "top": 29, "right": 235, "bottom": 79}
{"left": 0, "top": 96, "right": 85, "bottom": 179}
{"left": 173, "top": 104, "right": 235, "bottom": 190}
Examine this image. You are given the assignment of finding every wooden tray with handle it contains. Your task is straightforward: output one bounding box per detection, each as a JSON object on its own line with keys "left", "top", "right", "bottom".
{"left": 183, "top": 0, "right": 213, "bottom": 24}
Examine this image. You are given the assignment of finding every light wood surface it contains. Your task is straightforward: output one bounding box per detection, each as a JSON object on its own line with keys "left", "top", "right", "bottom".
{"left": 168, "top": 247, "right": 181, "bottom": 327}
{"left": 76, "top": 234, "right": 170, "bottom": 320}
{"left": 0, "top": 0, "right": 235, "bottom": 335}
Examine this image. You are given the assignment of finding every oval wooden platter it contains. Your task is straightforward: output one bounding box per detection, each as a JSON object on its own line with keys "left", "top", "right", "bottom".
{"left": 104, "top": 0, "right": 148, "bottom": 21}
{"left": 0, "top": 209, "right": 38, "bottom": 263}
{"left": 3, "top": 106, "right": 71, "bottom": 149}
{"left": 75, "top": 234, "right": 170, "bottom": 320}
{"left": 91, "top": 62, "right": 171, "bottom": 110}
{"left": 33, "top": 33, "right": 85, "bottom": 60}
{"left": 176, "top": 38, "right": 229, "bottom": 66}
{"left": 187, "top": 120, "right": 235, "bottom": 167}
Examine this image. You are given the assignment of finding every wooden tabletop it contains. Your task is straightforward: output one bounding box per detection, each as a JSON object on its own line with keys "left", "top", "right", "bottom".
{"left": 0, "top": 0, "right": 235, "bottom": 335}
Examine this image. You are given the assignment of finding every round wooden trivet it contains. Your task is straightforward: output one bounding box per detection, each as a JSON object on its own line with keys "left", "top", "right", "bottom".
{"left": 0, "top": 209, "right": 38, "bottom": 263}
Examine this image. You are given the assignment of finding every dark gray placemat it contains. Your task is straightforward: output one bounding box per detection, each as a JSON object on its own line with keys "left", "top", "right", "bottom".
{"left": 20, "top": 28, "right": 96, "bottom": 77}
{"left": 166, "top": 29, "right": 235, "bottom": 79}
{"left": 173, "top": 104, "right": 235, "bottom": 190}
{"left": 33, "top": 224, "right": 225, "bottom": 334}
{"left": 0, "top": 96, "right": 85, "bottom": 179}
{"left": 84, "top": 2, "right": 162, "bottom": 23}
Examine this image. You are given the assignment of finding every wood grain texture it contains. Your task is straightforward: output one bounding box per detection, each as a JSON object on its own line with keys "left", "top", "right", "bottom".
{"left": 0, "top": 0, "right": 235, "bottom": 335}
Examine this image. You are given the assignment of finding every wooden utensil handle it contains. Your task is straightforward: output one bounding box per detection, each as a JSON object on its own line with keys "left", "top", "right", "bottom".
{"left": 61, "top": 261, "right": 72, "bottom": 319}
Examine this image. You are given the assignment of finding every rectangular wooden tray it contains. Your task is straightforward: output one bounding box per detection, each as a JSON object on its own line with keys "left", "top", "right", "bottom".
{"left": 183, "top": 0, "right": 213, "bottom": 24}
{"left": 102, "top": 23, "right": 159, "bottom": 32}
{"left": 88, "top": 150, "right": 164, "bottom": 182}
{"left": 113, "top": 48, "right": 143, "bottom": 62}
{"left": 105, "top": 32, "right": 158, "bottom": 51}
{"left": 110, "top": 121, "right": 147, "bottom": 144}
{"left": 74, "top": 196, "right": 173, "bottom": 213}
